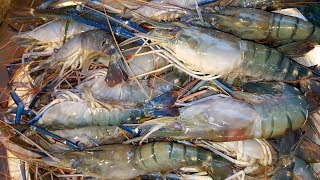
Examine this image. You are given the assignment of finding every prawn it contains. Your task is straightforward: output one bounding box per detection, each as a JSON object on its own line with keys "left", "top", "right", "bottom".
{"left": 76, "top": 69, "right": 188, "bottom": 103}
{"left": 134, "top": 82, "right": 308, "bottom": 142}
{"left": 44, "top": 142, "right": 234, "bottom": 179}
{"left": 131, "top": 0, "right": 319, "bottom": 22}
{"left": 31, "top": 29, "right": 129, "bottom": 87}
{"left": 197, "top": 130, "right": 319, "bottom": 179}
{"left": 202, "top": 0, "right": 320, "bottom": 10}
{"left": 15, "top": 19, "right": 94, "bottom": 44}
{"left": 196, "top": 137, "right": 320, "bottom": 178}
{"left": 48, "top": 0, "right": 144, "bottom": 14}
{"left": 186, "top": 7, "right": 320, "bottom": 56}
{"left": 138, "top": 27, "right": 320, "bottom": 91}
{"left": 30, "top": 90, "right": 179, "bottom": 130}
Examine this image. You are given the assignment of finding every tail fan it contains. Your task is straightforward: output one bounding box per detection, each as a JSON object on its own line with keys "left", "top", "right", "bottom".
{"left": 300, "top": 80, "right": 320, "bottom": 113}
{"left": 105, "top": 58, "right": 129, "bottom": 86}
{"left": 203, "top": 153, "right": 234, "bottom": 180}
{"left": 271, "top": 130, "right": 307, "bottom": 179}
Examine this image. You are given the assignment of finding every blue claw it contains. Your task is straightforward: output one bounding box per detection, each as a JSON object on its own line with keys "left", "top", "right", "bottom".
{"left": 189, "top": 80, "right": 206, "bottom": 94}
{"left": 28, "top": 149, "right": 48, "bottom": 157}
{"left": 107, "top": 13, "right": 148, "bottom": 33}
{"left": 213, "top": 79, "right": 234, "bottom": 94}
{"left": 193, "top": 0, "right": 217, "bottom": 6}
{"left": 9, "top": 108, "right": 35, "bottom": 117}
{"left": 19, "top": 5, "right": 147, "bottom": 46}
{"left": 30, "top": 125, "right": 82, "bottom": 150}
{"left": 32, "top": 5, "right": 145, "bottom": 40}
{"left": 119, "top": 125, "right": 141, "bottom": 137}
{"left": 75, "top": 4, "right": 147, "bottom": 33}
{"left": 69, "top": 11, "right": 136, "bottom": 40}
{"left": 9, "top": 91, "right": 37, "bottom": 124}
{"left": 27, "top": 113, "right": 43, "bottom": 125}
{"left": 9, "top": 91, "right": 24, "bottom": 124}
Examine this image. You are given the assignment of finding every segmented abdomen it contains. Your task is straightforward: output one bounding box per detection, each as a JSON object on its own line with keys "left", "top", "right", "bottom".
{"left": 252, "top": 85, "right": 307, "bottom": 138}
{"left": 134, "top": 142, "right": 232, "bottom": 179}
{"left": 236, "top": 40, "right": 318, "bottom": 82}
{"left": 60, "top": 142, "right": 232, "bottom": 179}
{"left": 226, "top": 0, "right": 317, "bottom": 9}
{"left": 268, "top": 13, "right": 320, "bottom": 45}
{"left": 37, "top": 101, "right": 142, "bottom": 130}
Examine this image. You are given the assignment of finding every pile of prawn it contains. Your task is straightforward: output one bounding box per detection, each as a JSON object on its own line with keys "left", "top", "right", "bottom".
{"left": 1, "top": 0, "right": 320, "bottom": 179}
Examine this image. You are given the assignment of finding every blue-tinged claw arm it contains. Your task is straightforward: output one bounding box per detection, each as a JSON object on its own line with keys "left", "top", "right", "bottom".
{"left": 119, "top": 125, "right": 141, "bottom": 137}
{"left": 9, "top": 108, "right": 35, "bottom": 117}
{"left": 29, "top": 125, "right": 82, "bottom": 150}
{"left": 9, "top": 91, "right": 25, "bottom": 124}
{"left": 29, "top": 5, "right": 146, "bottom": 39}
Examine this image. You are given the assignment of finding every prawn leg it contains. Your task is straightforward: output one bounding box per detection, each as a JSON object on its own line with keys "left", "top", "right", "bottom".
{"left": 28, "top": 5, "right": 145, "bottom": 39}
{"left": 107, "top": 13, "right": 147, "bottom": 33}
{"left": 28, "top": 125, "right": 82, "bottom": 150}
{"left": 8, "top": 90, "right": 37, "bottom": 117}
{"left": 9, "top": 91, "right": 27, "bottom": 124}
{"left": 8, "top": 108, "right": 35, "bottom": 117}
{"left": 11, "top": 124, "right": 82, "bottom": 150}
{"left": 27, "top": 113, "right": 44, "bottom": 125}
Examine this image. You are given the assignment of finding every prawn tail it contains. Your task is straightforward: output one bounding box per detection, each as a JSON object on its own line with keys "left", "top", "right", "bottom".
{"left": 277, "top": 41, "right": 316, "bottom": 57}
{"left": 200, "top": 150, "right": 234, "bottom": 180}
{"left": 144, "top": 91, "right": 180, "bottom": 117}
{"left": 105, "top": 58, "right": 129, "bottom": 86}
{"left": 298, "top": 138, "right": 320, "bottom": 163}
{"left": 300, "top": 80, "right": 320, "bottom": 113}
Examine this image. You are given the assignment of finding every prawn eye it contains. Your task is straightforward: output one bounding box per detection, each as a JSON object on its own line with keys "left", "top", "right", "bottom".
{"left": 101, "top": 40, "right": 107, "bottom": 47}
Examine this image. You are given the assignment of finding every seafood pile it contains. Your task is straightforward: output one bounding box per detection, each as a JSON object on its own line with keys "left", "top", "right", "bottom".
{"left": 1, "top": 0, "right": 320, "bottom": 179}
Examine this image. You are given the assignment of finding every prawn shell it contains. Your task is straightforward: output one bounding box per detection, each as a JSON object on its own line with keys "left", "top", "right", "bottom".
{"left": 141, "top": 83, "right": 308, "bottom": 141}
{"left": 45, "top": 142, "right": 232, "bottom": 179}
{"left": 149, "top": 28, "right": 242, "bottom": 76}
